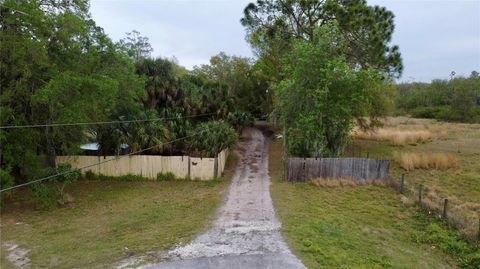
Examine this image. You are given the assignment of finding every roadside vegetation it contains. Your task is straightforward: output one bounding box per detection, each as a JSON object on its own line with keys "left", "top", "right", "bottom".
{"left": 0, "top": 0, "right": 261, "bottom": 208}
{"left": 269, "top": 137, "right": 479, "bottom": 268}
{"left": 349, "top": 117, "right": 480, "bottom": 242}
{"left": 0, "top": 152, "right": 238, "bottom": 268}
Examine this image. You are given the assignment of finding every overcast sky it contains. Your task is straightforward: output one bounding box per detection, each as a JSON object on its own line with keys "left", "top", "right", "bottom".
{"left": 90, "top": 0, "right": 480, "bottom": 82}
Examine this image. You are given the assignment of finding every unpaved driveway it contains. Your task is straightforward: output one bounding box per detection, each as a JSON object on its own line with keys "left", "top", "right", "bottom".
{"left": 144, "top": 127, "right": 306, "bottom": 269}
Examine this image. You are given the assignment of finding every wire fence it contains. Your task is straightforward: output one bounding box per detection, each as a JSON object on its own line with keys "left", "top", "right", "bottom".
{"left": 389, "top": 174, "right": 480, "bottom": 243}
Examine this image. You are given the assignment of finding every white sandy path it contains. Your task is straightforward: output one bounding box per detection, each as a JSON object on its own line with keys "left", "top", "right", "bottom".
{"left": 143, "top": 127, "right": 306, "bottom": 269}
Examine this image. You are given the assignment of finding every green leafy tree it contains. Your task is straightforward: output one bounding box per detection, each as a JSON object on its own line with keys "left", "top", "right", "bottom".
{"left": 277, "top": 25, "right": 391, "bottom": 157}
{"left": 241, "top": 0, "right": 403, "bottom": 78}
{"left": 193, "top": 52, "right": 269, "bottom": 115}
{"left": 119, "top": 30, "right": 153, "bottom": 62}
{"left": 0, "top": 0, "right": 144, "bottom": 184}
{"left": 395, "top": 73, "right": 480, "bottom": 123}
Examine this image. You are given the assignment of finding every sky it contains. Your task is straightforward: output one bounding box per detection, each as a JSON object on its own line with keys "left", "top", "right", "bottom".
{"left": 89, "top": 0, "right": 480, "bottom": 82}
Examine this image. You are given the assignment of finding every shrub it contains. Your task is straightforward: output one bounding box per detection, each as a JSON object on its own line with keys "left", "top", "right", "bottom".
{"left": 410, "top": 106, "right": 441, "bottom": 119}
{"left": 0, "top": 167, "right": 15, "bottom": 208}
{"left": 86, "top": 172, "right": 149, "bottom": 181}
{"left": 187, "top": 121, "right": 238, "bottom": 157}
{"left": 51, "top": 163, "right": 81, "bottom": 204}
{"left": 30, "top": 163, "right": 81, "bottom": 208}
{"left": 0, "top": 167, "right": 15, "bottom": 195}
{"left": 30, "top": 183, "right": 58, "bottom": 210}
{"left": 83, "top": 170, "right": 95, "bottom": 180}
{"left": 156, "top": 172, "right": 176, "bottom": 181}
{"left": 227, "top": 111, "right": 254, "bottom": 132}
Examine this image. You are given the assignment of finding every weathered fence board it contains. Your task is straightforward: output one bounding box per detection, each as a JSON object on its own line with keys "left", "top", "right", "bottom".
{"left": 286, "top": 157, "right": 389, "bottom": 182}
{"left": 56, "top": 149, "right": 229, "bottom": 181}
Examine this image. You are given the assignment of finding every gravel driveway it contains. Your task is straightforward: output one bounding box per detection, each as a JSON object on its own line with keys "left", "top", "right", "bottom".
{"left": 143, "top": 127, "right": 306, "bottom": 269}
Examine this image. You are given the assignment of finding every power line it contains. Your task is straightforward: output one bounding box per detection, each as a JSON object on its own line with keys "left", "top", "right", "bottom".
{"left": 0, "top": 129, "right": 209, "bottom": 193}
{"left": 0, "top": 113, "right": 215, "bottom": 129}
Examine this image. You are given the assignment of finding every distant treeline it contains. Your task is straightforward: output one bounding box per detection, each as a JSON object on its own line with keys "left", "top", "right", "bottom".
{"left": 395, "top": 72, "right": 480, "bottom": 123}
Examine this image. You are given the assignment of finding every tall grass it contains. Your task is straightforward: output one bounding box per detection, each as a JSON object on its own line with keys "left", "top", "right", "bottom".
{"left": 309, "top": 177, "right": 386, "bottom": 188}
{"left": 354, "top": 126, "right": 448, "bottom": 146}
{"left": 393, "top": 152, "right": 460, "bottom": 171}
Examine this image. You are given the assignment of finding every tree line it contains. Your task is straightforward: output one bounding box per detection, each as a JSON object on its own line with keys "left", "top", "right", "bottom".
{"left": 395, "top": 72, "right": 480, "bottom": 123}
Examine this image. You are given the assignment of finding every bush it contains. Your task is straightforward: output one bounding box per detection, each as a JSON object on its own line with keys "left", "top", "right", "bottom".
{"left": 187, "top": 121, "right": 238, "bottom": 157}
{"left": 0, "top": 167, "right": 15, "bottom": 195}
{"left": 156, "top": 172, "right": 176, "bottom": 181}
{"left": 410, "top": 106, "right": 441, "bottom": 119}
{"left": 51, "top": 163, "right": 81, "bottom": 204}
{"left": 0, "top": 167, "right": 15, "bottom": 207}
{"left": 227, "top": 111, "right": 254, "bottom": 132}
{"left": 84, "top": 172, "right": 149, "bottom": 181}
{"left": 29, "top": 163, "right": 80, "bottom": 208}
{"left": 30, "top": 183, "right": 58, "bottom": 210}
{"left": 83, "top": 170, "right": 95, "bottom": 180}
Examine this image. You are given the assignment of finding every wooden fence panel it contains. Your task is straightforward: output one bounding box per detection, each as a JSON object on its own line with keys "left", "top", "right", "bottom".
{"left": 56, "top": 149, "right": 229, "bottom": 181}
{"left": 286, "top": 157, "right": 389, "bottom": 182}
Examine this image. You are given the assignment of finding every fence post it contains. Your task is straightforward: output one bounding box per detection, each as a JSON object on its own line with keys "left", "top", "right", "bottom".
{"left": 478, "top": 217, "right": 480, "bottom": 242}
{"left": 400, "top": 174, "right": 405, "bottom": 194}
{"left": 282, "top": 127, "right": 286, "bottom": 181}
{"left": 366, "top": 152, "right": 369, "bottom": 158}
{"left": 418, "top": 184, "right": 423, "bottom": 207}
{"left": 442, "top": 198, "right": 448, "bottom": 219}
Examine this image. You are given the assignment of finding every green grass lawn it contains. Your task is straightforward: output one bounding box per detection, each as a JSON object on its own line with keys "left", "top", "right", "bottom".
{"left": 347, "top": 118, "right": 480, "bottom": 241}
{"left": 269, "top": 138, "right": 460, "bottom": 269}
{"left": 0, "top": 155, "right": 236, "bottom": 269}
{"left": 349, "top": 118, "right": 480, "bottom": 206}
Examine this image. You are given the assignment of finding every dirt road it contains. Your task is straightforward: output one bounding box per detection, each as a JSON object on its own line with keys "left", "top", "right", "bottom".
{"left": 143, "top": 127, "right": 306, "bottom": 269}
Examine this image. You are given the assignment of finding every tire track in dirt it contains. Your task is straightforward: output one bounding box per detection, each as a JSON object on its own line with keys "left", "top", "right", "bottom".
{"left": 143, "top": 127, "right": 306, "bottom": 269}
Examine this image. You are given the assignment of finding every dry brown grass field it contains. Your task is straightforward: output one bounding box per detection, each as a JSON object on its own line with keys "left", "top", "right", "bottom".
{"left": 349, "top": 117, "right": 480, "bottom": 240}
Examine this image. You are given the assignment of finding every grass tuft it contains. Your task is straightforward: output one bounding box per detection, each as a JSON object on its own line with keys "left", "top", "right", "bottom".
{"left": 393, "top": 151, "right": 460, "bottom": 171}
{"left": 354, "top": 127, "right": 437, "bottom": 146}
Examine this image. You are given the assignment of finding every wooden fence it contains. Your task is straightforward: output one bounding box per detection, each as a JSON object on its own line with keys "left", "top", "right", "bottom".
{"left": 56, "top": 149, "right": 229, "bottom": 181}
{"left": 286, "top": 157, "right": 390, "bottom": 182}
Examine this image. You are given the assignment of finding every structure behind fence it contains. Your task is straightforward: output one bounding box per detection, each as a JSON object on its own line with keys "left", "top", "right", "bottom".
{"left": 286, "top": 157, "right": 390, "bottom": 182}
{"left": 56, "top": 149, "right": 229, "bottom": 181}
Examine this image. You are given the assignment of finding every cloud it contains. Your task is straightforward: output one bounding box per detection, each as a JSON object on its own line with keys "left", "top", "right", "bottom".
{"left": 90, "top": 0, "right": 479, "bottom": 80}
{"left": 90, "top": 0, "right": 254, "bottom": 69}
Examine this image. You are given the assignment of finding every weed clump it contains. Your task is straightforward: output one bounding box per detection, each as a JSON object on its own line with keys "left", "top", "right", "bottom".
{"left": 156, "top": 172, "right": 176, "bottom": 181}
